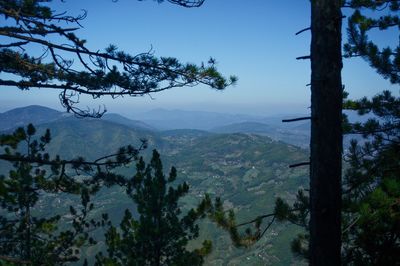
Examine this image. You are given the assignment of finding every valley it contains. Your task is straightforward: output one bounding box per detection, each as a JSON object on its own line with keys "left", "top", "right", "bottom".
{"left": 0, "top": 106, "right": 310, "bottom": 265}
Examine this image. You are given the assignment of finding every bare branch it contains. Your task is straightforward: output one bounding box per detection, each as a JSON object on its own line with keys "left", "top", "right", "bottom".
{"left": 282, "top": 116, "right": 311, "bottom": 123}
{"left": 296, "top": 55, "right": 311, "bottom": 60}
{"left": 295, "top": 27, "right": 311, "bottom": 35}
{"left": 289, "top": 162, "right": 311, "bottom": 168}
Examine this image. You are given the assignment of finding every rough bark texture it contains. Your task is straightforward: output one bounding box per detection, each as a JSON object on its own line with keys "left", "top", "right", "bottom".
{"left": 310, "top": 1, "right": 342, "bottom": 265}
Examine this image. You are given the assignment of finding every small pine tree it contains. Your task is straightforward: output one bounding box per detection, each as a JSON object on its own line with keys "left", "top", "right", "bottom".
{"left": 0, "top": 124, "right": 142, "bottom": 265}
{"left": 0, "top": 125, "right": 91, "bottom": 265}
{"left": 341, "top": 91, "right": 400, "bottom": 265}
{"left": 95, "top": 150, "right": 211, "bottom": 266}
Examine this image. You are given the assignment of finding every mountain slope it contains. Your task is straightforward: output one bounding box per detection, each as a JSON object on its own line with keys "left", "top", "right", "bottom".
{"left": 137, "top": 108, "right": 263, "bottom": 130}
{"left": 0, "top": 106, "right": 158, "bottom": 134}
{"left": 211, "top": 121, "right": 275, "bottom": 134}
{"left": 160, "top": 133, "right": 308, "bottom": 265}
{"left": 37, "top": 118, "right": 162, "bottom": 161}
{"left": 0, "top": 105, "right": 66, "bottom": 131}
{"left": 102, "top": 113, "right": 157, "bottom": 132}
{"left": 211, "top": 122, "right": 310, "bottom": 149}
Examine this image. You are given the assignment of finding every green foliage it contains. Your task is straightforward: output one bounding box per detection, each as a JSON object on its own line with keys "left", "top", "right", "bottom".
{"left": 198, "top": 195, "right": 262, "bottom": 248}
{"left": 341, "top": 91, "right": 400, "bottom": 265}
{"left": 95, "top": 150, "right": 210, "bottom": 266}
{"left": 275, "top": 90, "right": 400, "bottom": 264}
{"left": 0, "top": 125, "right": 92, "bottom": 264}
{"left": 342, "top": 4, "right": 400, "bottom": 263}
{"left": 198, "top": 182, "right": 309, "bottom": 256}
{"left": 0, "top": 124, "right": 143, "bottom": 265}
{"left": 197, "top": 191, "right": 307, "bottom": 250}
{"left": 274, "top": 190, "right": 309, "bottom": 228}
{"left": 344, "top": 0, "right": 400, "bottom": 83}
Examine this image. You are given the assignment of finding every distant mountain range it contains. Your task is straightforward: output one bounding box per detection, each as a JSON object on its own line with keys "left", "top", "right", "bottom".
{"left": 130, "top": 108, "right": 264, "bottom": 130}
{"left": 0, "top": 105, "right": 311, "bottom": 148}
{"left": 0, "top": 105, "right": 157, "bottom": 133}
{"left": 132, "top": 108, "right": 311, "bottom": 132}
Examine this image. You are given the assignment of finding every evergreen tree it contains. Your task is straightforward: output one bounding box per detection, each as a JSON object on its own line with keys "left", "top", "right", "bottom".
{"left": 0, "top": 0, "right": 235, "bottom": 117}
{"left": 0, "top": 124, "right": 143, "bottom": 265}
{"left": 201, "top": 2, "right": 399, "bottom": 265}
{"left": 95, "top": 150, "right": 211, "bottom": 266}
{"left": 272, "top": 91, "right": 400, "bottom": 264}
{"left": 344, "top": 0, "right": 400, "bottom": 84}
{"left": 341, "top": 91, "right": 400, "bottom": 265}
{"left": 273, "top": 2, "right": 400, "bottom": 264}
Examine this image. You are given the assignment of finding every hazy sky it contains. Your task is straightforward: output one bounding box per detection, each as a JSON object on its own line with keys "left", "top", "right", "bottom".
{"left": 1, "top": 0, "right": 397, "bottom": 116}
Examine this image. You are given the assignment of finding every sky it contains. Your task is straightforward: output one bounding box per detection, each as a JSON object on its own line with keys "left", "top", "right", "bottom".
{"left": 1, "top": 0, "right": 398, "bottom": 116}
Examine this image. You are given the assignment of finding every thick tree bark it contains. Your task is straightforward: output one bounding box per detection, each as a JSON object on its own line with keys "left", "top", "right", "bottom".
{"left": 310, "top": 1, "right": 342, "bottom": 265}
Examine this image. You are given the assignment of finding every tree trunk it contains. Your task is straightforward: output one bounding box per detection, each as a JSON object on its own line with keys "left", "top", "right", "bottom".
{"left": 310, "top": 1, "right": 342, "bottom": 265}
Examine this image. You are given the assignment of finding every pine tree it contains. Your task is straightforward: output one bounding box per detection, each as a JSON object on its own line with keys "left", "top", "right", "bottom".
{"left": 95, "top": 150, "right": 211, "bottom": 266}
{"left": 341, "top": 91, "right": 400, "bottom": 265}
{"left": 344, "top": 0, "right": 400, "bottom": 84}
{"left": 0, "top": 124, "right": 143, "bottom": 265}
{"left": 273, "top": 1, "right": 400, "bottom": 264}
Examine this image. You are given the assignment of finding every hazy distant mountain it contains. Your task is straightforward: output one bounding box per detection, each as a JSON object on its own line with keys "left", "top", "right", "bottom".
{"left": 0, "top": 105, "right": 312, "bottom": 149}
{"left": 136, "top": 108, "right": 263, "bottom": 130}
{"left": 160, "top": 128, "right": 213, "bottom": 138}
{"left": 102, "top": 113, "right": 157, "bottom": 132}
{"left": 0, "top": 105, "right": 67, "bottom": 131}
{"left": 0, "top": 106, "right": 157, "bottom": 133}
{"left": 211, "top": 121, "right": 310, "bottom": 148}
{"left": 211, "top": 121, "right": 275, "bottom": 134}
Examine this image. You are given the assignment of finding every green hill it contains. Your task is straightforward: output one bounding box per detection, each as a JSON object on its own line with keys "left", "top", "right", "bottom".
{"left": 36, "top": 118, "right": 161, "bottom": 160}
{"left": 211, "top": 122, "right": 309, "bottom": 149}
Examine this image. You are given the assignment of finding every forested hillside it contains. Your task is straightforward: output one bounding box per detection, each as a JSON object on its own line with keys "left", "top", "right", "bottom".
{"left": 0, "top": 106, "right": 309, "bottom": 265}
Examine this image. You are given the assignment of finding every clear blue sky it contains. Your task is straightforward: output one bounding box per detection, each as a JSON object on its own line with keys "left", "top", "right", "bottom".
{"left": 1, "top": 0, "right": 397, "bottom": 116}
